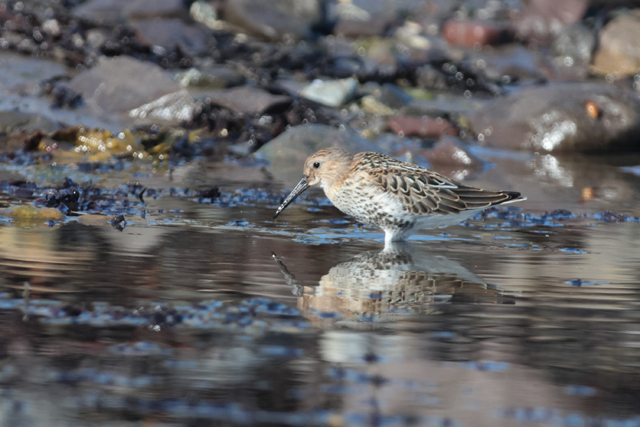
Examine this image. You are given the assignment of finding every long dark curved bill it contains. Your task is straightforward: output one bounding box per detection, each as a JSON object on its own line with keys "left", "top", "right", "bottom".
{"left": 273, "top": 177, "right": 310, "bottom": 219}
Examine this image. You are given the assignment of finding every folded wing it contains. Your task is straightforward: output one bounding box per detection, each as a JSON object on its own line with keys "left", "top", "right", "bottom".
{"left": 369, "top": 168, "right": 522, "bottom": 216}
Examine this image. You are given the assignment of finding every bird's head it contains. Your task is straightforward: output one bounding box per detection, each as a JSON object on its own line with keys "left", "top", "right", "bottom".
{"left": 274, "top": 148, "right": 353, "bottom": 218}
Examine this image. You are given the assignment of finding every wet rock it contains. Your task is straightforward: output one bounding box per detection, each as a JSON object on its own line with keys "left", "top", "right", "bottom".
{"left": 124, "top": 0, "right": 187, "bottom": 20}
{"left": 300, "top": 78, "right": 358, "bottom": 108}
{"left": 190, "top": 1, "right": 219, "bottom": 30}
{"left": 360, "top": 96, "right": 395, "bottom": 115}
{"left": 85, "top": 29, "right": 109, "bottom": 50}
{"left": 416, "top": 59, "right": 503, "bottom": 96}
{"left": 132, "top": 18, "right": 208, "bottom": 56}
{"left": 471, "top": 82, "right": 640, "bottom": 154}
{"left": 333, "top": 7, "right": 397, "bottom": 38}
{"left": 40, "top": 76, "right": 84, "bottom": 110}
{"left": 372, "top": 133, "right": 431, "bottom": 168}
{"left": 0, "top": 53, "right": 119, "bottom": 129}
{"left": 204, "top": 86, "right": 292, "bottom": 114}
{"left": 197, "top": 186, "right": 221, "bottom": 202}
{"left": 333, "top": 0, "right": 370, "bottom": 22}
{"left": 345, "top": 0, "right": 425, "bottom": 18}
{"left": 0, "top": 111, "right": 60, "bottom": 134}
{"left": 272, "top": 78, "right": 309, "bottom": 98}
{"left": 129, "top": 93, "right": 197, "bottom": 123}
{"left": 175, "top": 66, "right": 245, "bottom": 89}
{"left": 5, "top": 205, "right": 65, "bottom": 223}
{"left": 0, "top": 53, "right": 68, "bottom": 91}
{"left": 548, "top": 23, "right": 595, "bottom": 80}
{"left": 379, "top": 83, "right": 413, "bottom": 109}
{"left": 21, "top": 131, "right": 44, "bottom": 152}
{"left": 73, "top": 0, "right": 131, "bottom": 24}
{"left": 284, "top": 98, "right": 340, "bottom": 126}
{"left": 41, "top": 19, "right": 62, "bottom": 38}
{"left": 0, "top": 131, "right": 43, "bottom": 154}
{"left": 4, "top": 180, "right": 37, "bottom": 199}
{"left": 424, "top": 136, "right": 483, "bottom": 167}
{"left": 414, "top": 1, "right": 457, "bottom": 36}
{"left": 388, "top": 115, "right": 458, "bottom": 139}
{"left": 405, "top": 94, "right": 482, "bottom": 118}
{"left": 415, "top": 64, "right": 451, "bottom": 92}
{"left": 592, "top": 12, "right": 640, "bottom": 78}
{"left": 45, "top": 188, "right": 80, "bottom": 210}
{"left": 49, "top": 84, "right": 83, "bottom": 110}
{"left": 466, "top": 45, "right": 544, "bottom": 84}
{"left": 395, "top": 21, "right": 444, "bottom": 53}
{"left": 513, "top": 0, "right": 587, "bottom": 45}
{"left": 334, "top": 16, "right": 394, "bottom": 38}
{"left": 110, "top": 214, "right": 126, "bottom": 231}
{"left": 443, "top": 20, "right": 513, "bottom": 47}
{"left": 67, "top": 128, "right": 145, "bottom": 158}
{"left": 190, "top": 96, "right": 329, "bottom": 148}
{"left": 224, "top": 0, "right": 322, "bottom": 41}
{"left": 255, "top": 124, "right": 381, "bottom": 184}
{"left": 552, "top": 24, "right": 594, "bottom": 67}
{"left": 579, "top": 184, "right": 629, "bottom": 204}
{"left": 67, "top": 57, "right": 196, "bottom": 123}
{"left": 352, "top": 38, "right": 398, "bottom": 79}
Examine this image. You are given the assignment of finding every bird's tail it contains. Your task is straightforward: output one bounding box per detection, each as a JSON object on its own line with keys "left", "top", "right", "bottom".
{"left": 498, "top": 191, "right": 527, "bottom": 206}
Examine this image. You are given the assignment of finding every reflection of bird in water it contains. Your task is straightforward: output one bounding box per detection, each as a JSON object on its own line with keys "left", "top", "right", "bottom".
{"left": 273, "top": 243, "right": 513, "bottom": 325}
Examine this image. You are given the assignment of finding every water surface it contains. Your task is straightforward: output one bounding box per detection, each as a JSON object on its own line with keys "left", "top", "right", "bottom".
{"left": 0, "top": 158, "right": 640, "bottom": 427}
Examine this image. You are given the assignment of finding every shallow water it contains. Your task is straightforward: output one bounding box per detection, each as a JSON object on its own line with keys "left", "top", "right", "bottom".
{"left": 1, "top": 157, "right": 640, "bottom": 427}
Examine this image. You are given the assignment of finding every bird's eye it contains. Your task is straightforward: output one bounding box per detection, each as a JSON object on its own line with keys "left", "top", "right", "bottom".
{"left": 313, "top": 162, "right": 320, "bottom": 169}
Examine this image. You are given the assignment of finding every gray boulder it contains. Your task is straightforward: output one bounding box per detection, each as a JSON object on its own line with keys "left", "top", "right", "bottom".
{"left": 0, "top": 111, "right": 60, "bottom": 134}
{"left": 224, "top": 0, "right": 322, "bottom": 41}
{"left": 73, "top": 0, "right": 130, "bottom": 24}
{"left": 471, "top": 82, "right": 640, "bottom": 154}
{"left": 132, "top": 18, "right": 208, "bottom": 56}
{"left": 67, "top": 57, "right": 195, "bottom": 123}
{"left": 255, "top": 124, "right": 382, "bottom": 185}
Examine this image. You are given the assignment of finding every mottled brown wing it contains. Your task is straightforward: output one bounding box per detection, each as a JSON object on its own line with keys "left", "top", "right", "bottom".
{"left": 451, "top": 184, "right": 522, "bottom": 210}
{"left": 369, "top": 168, "right": 521, "bottom": 216}
{"left": 354, "top": 152, "right": 457, "bottom": 187}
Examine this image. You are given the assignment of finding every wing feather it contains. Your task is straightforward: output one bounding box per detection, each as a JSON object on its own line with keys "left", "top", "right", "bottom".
{"left": 353, "top": 152, "right": 522, "bottom": 217}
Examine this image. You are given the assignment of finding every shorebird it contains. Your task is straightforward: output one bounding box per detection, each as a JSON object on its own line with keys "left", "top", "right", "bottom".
{"left": 274, "top": 148, "right": 525, "bottom": 244}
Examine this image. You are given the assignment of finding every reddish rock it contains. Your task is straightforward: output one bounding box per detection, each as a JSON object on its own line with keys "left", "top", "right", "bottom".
{"left": 442, "top": 20, "right": 512, "bottom": 47}
{"left": 388, "top": 116, "right": 458, "bottom": 139}
{"left": 424, "top": 136, "right": 483, "bottom": 167}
